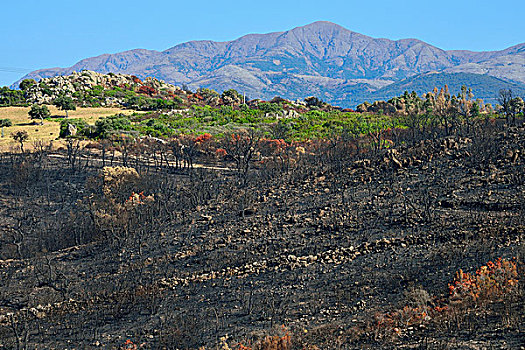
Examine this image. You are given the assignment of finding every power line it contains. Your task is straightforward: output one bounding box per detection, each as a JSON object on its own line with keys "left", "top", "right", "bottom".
{"left": 0, "top": 66, "right": 33, "bottom": 74}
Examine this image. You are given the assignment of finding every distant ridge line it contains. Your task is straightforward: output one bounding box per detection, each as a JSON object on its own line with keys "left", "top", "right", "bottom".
{"left": 11, "top": 21, "right": 525, "bottom": 107}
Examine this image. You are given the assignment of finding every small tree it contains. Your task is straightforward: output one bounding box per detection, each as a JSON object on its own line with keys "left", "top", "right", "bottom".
{"left": 497, "top": 89, "right": 513, "bottom": 124}
{"left": 12, "top": 130, "right": 29, "bottom": 153}
{"left": 221, "top": 89, "right": 243, "bottom": 106}
{"left": 0, "top": 119, "right": 12, "bottom": 127}
{"left": 304, "top": 96, "right": 325, "bottom": 108}
{"left": 431, "top": 85, "right": 454, "bottom": 135}
{"left": 19, "top": 79, "right": 36, "bottom": 91}
{"left": 509, "top": 97, "right": 524, "bottom": 125}
{"left": 53, "top": 95, "right": 76, "bottom": 118}
{"left": 454, "top": 85, "right": 476, "bottom": 133}
{"left": 258, "top": 102, "right": 283, "bottom": 115}
{"left": 28, "top": 104, "right": 50, "bottom": 125}
{"left": 196, "top": 87, "right": 220, "bottom": 105}
{"left": 222, "top": 128, "right": 260, "bottom": 186}
{"left": 0, "top": 119, "right": 12, "bottom": 138}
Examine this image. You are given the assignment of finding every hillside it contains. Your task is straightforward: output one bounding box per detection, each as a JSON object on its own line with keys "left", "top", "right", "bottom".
{"left": 12, "top": 21, "right": 525, "bottom": 107}
{"left": 370, "top": 72, "right": 525, "bottom": 105}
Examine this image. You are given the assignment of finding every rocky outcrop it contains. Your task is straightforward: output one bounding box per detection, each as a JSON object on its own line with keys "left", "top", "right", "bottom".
{"left": 24, "top": 70, "right": 182, "bottom": 106}
{"left": 264, "top": 109, "right": 301, "bottom": 120}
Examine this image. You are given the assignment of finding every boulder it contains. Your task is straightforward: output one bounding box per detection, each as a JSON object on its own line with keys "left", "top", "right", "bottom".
{"left": 65, "top": 124, "right": 78, "bottom": 137}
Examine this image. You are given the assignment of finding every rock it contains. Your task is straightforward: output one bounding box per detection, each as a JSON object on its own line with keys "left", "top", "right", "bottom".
{"left": 391, "top": 156, "right": 403, "bottom": 169}
{"left": 200, "top": 214, "right": 212, "bottom": 221}
{"left": 284, "top": 109, "right": 300, "bottom": 118}
{"left": 66, "top": 123, "right": 78, "bottom": 137}
{"left": 240, "top": 207, "right": 257, "bottom": 216}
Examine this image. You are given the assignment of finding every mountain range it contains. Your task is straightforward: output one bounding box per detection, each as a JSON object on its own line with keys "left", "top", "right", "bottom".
{"left": 13, "top": 21, "right": 525, "bottom": 107}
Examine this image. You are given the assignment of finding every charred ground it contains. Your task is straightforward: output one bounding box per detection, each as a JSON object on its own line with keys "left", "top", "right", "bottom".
{"left": 0, "top": 120, "right": 524, "bottom": 349}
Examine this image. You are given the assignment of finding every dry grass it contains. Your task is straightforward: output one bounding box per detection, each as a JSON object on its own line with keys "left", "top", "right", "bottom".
{"left": 0, "top": 106, "right": 136, "bottom": 150}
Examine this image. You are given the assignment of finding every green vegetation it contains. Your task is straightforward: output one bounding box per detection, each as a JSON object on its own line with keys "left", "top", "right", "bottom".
{"left": 5, "top": 75, "right": 516, "bottom": 146}
{"left": 59, "top": 114, "right": 137, "bottom": 139}
{"left": 257, "top": 102, "right": 283, "bottom": 114}
{"left": 94, "top": 114, "right": 134, "bottom": 138}
{"left": 71, "top": 85, "right": 132, "bottom": 107}
{"left": 135, "top": 115, "right": 177, "bottom": 138}
{"left": 38, "top": 82, "right": 53, "bottom": 97}
{"left": 57, "top": 84, "right": 510, "bottom": 143}
{"left": 60, "top": 105, "right": 399, "bottom": 142}
{"left": 221, "top": 89, "right": 244, "bottom": 106}
{"left": 69, "top": 85, "right": 184, "bottom": 111}
{"left": 497, "top": 89, "right": 524, "bottom": 125}
{"left": 0, "top": 87, "right": 26, "bottom": 106}
{"left": 125, "top": 95, "right": 182, "bottom": 111}
{"left": 196, "top": 87, "right": 220, "bottom": 105}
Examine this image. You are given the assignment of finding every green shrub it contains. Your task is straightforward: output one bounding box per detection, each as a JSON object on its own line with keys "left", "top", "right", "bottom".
{"left": 39, "top": 82, "right": 53, "bottom": 96}
{"left": 95, "top": 115, "right": 132, "bottom": 138}
{"left": 219, "top": 105, "right": 234, "bottom": 115}
{"left": 258, "top": 102, "right": 283, "bottom": 115}
{"left": 125, "top": 96, "right": 181, "bottom": 111}
{"left": 0, "top": 118, "right": 13, "bottom": 127}
{"left": 89, "top": 85, "right": 104, "bottom": 97}
{"left": 138, "top": 118, "right": 173, "bottom": 137}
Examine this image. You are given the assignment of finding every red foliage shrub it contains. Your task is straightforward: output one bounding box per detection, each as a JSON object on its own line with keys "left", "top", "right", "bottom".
{"left": 131, "top": 76, "right": 142, "bottom": 84}
{"left": 448, "top": 257, "right": 518, "bottom": 305}
{"left": 120, "top": 339, "right": 138, "bottom": 349}
{"left": 216, "top": 148, "right": 227, "bottom": 157}
{"left": 138, "top": 85, "right": 157, "bottom": 96}
{"left": 195, "top": 133, "right": 212, "bottom": 143}
{"left": 362, "top": 257, "right": 520, "bottom": 339}
{"left": 258, "top": 138, "right": 289, "bottom": 156}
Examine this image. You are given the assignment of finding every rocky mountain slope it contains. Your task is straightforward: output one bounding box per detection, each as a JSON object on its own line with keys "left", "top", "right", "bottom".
{"left": 13, "top": 21, "right": 525, "bottom": 107}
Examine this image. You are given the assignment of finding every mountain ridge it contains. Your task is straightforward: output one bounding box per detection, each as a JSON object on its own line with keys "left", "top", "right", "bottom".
{"left": 12, "top": 21, "right": 525, "bottom": 106}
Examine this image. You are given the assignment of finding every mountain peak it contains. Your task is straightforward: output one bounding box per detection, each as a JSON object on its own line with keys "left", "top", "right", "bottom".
{"left": 290, "top": 20, "right": 353, "bottom": 35}
{"left": 300, "top": 21, "right": 345, "bottom": 29}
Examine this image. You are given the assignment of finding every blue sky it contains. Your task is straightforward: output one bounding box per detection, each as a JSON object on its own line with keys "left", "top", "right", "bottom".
{"left": 1, "top": 0, "right": 524, "bottom": 86}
